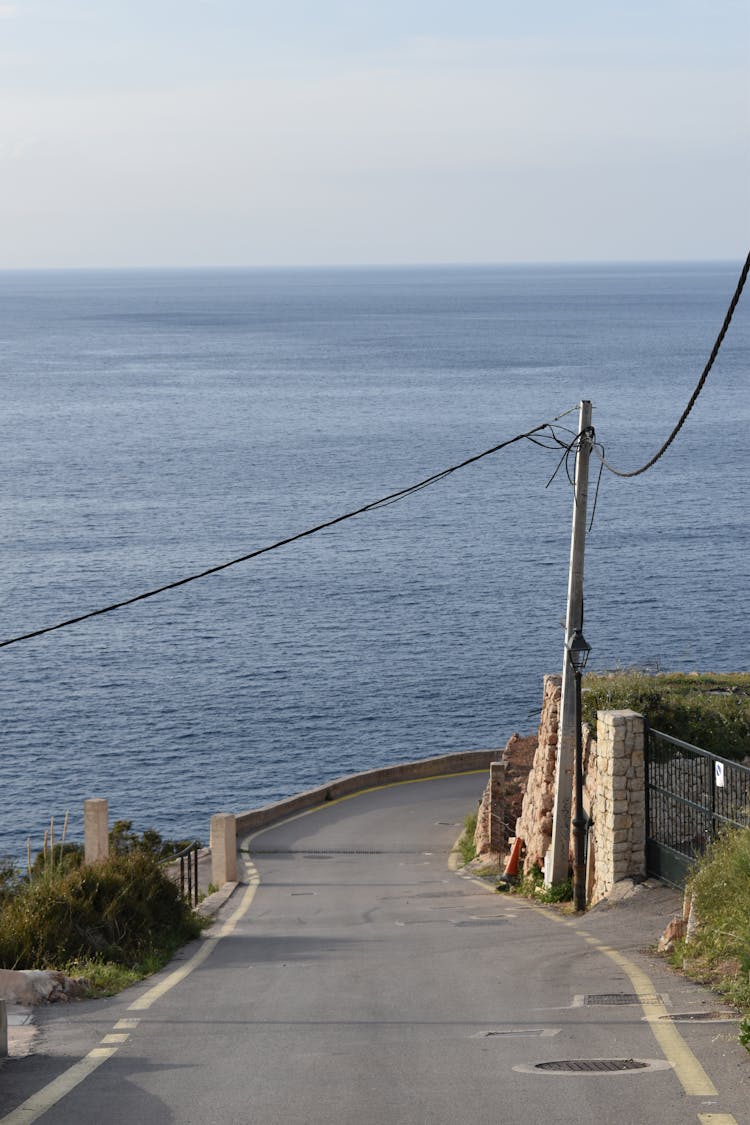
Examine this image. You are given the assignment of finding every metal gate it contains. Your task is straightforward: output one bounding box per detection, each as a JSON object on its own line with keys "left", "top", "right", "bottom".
{"left": 645, "top": 728, "right": 750, "bottom": 886}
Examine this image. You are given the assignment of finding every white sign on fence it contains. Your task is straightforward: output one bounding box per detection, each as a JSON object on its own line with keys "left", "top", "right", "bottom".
{"left": 715, "top": 761, "right": 725, "bottom": 788}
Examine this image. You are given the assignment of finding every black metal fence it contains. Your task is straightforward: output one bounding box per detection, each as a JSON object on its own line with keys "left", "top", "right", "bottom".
{"left": 645, "top": 727, "right": 750, "bottom": 886}
{"left": 161, "top": 841, "right": 200, "bottom": 907}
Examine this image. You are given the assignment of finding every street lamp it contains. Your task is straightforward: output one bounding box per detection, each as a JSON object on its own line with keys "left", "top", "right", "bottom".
{"left": 567, "top": 628, "right": 591, "bottom": 912}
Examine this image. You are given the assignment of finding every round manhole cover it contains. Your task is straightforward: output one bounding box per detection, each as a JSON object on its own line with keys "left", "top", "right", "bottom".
{"left": 514, "top": 1057, "right": 672, "bottom": 1077}
{"left": 536, "top": 1059, "right": 649, "bottom": 1073}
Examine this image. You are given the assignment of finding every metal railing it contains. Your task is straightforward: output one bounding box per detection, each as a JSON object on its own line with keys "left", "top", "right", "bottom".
{"left": 645, "top": 727, "right": 750, "bottom": 884}
{"left": 160, "top": 841, "right": 201, "bottom": 907}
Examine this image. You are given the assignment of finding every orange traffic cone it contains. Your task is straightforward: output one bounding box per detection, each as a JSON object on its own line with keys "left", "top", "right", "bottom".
{"left": 504, "top": 836, "right": 523, "bottom": 878}
{"left": 496, "top": 837, "right": 523, "bottom": 890}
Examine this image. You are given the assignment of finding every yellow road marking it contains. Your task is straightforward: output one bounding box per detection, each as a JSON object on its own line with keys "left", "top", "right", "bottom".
{"left": 698, "top": 1115, "right": 739, "bottom": 1124}
{"left": 126, "top": 936, "right": 220, "bottom": 1011}
{"left": 0, "top": 856, "right": 263, "bottom": 1121}
{"left": 467, "top": 887, "right": 720, "bottom": 1099}
{"left": 0, "top": 771, "right": 486, "bottom": 1124}
{"left": 0, "top": 1047, "right": 118, "bottom": 1125}
{"left": 595, "top": 945, "right": 717, "bottom": 1096}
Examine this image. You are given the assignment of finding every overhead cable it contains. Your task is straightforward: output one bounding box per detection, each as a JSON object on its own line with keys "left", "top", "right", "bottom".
{"left": 0, "top": 407, "right": 578, "bottom": 651}
{"left": 595, "top": 251, "right": 750, "bottom": 478}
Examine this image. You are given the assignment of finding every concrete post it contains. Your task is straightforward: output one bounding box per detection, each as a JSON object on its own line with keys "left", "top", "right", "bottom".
{"left": 547, "top": 400, "right": 593, "bottom": 885}
{"left": 84, "top": 798, "right": 109, "bottom": 864}
{"left": 211, "top": 813, "right": 238, "bottom": 885}
{"left": 489, "top": 762, "right": 507, "bottom": 855}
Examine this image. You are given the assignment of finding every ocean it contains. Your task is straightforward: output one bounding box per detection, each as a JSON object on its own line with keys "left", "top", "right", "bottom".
{"left": 1, "top": 262, "right": 748, "bottom": 860}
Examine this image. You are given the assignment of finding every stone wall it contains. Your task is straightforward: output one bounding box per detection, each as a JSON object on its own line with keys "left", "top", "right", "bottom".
{"left": 513, "top": 674, "right": 562, "bottom": 869}
{"left": 495, "top": 681, "right": 648, "bottom": 904}
{"left": 473, "top": 734, "right": 537, "bottom": 860}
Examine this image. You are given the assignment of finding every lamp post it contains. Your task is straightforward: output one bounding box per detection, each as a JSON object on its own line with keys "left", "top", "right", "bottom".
{"left": 568, "top": 628, "right": 591, "bottom": 912}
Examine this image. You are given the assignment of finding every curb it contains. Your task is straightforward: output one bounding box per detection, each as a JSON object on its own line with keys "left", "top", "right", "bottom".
{"left": 196, "top": 882, "right": 240, "bottom": 918}
{"left": 234, "top": 749, "right": 496, "bottom": 835}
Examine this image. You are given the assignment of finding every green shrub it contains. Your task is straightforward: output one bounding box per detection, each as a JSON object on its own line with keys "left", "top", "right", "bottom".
{"left": 0, "top": 850, "right": 202, "bottom": 970}
{"left": 109, "top": 820, "right": 199, "bottom": 858}
{"left": 581, "top": 671, "right": 750, "bottom": 761}
{"left": 29, "top": 842, "right": 84, "bottom": 878}
{"left": 457, "top": 812, "right": 478, "bottom": 865}
{"left": 681, "top": 825, "right": 750, "bottom": 1017}
{"left": 512, "top": 864, "right": 573, "bottom": 904}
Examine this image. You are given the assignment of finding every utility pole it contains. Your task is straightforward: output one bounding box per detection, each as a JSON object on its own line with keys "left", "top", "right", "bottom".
{"left": 546, "top": 400, "right": 593, "bottom": 887}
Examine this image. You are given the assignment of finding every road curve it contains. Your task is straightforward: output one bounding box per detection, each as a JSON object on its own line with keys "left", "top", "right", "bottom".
{"left": 0, "top": 773, "right": 747, "bottom": 1124}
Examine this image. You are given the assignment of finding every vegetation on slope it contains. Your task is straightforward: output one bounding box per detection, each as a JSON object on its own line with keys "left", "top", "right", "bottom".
{"left": 581, "top": 671, "right": 750, "bottom": 761}
{"left": 0, "top": 823, "right": 205, "bottom": 995}
{"left": 676, "top": 825, "right": 750, "bottom": 1048}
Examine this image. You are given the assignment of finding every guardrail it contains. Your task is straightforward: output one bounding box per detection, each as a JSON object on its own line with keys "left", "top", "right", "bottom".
{"left": 161, "top": 841, "right": 200, "bottom": 907}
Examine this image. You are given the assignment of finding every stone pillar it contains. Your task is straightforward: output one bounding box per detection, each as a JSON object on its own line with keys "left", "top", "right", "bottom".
{"left": 211, "top": 813, "right": 238, "bottom": 885}
{"left": 489, "top": 762, "right": 507, "bottom": 855}
{"left": 590, "top": 710, "right": 646, "bottom": 903}
{"left": 84, "top": 798, "right": 109, "bottom": 864}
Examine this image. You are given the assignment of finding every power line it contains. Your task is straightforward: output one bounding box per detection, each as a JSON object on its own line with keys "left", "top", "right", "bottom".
{"left": 0, "top": 408, "right": 578, "bottom": 651}
{"left": 595, "top": 251, "right": 750, "bottom": 479}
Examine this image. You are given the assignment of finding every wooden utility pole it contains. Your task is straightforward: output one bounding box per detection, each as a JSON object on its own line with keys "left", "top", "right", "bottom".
{"left": 546, "top": 400, "right": 593, "bottom": 887}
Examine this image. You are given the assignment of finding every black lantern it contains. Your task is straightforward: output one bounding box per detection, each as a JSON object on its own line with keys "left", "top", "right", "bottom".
{"left": 567, "top": 628, "right": 591, "bottom": 674}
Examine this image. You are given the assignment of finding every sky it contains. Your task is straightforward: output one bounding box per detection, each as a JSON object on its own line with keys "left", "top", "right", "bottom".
{"left": 1, "top": 1, "right": 749, "bottom": 268}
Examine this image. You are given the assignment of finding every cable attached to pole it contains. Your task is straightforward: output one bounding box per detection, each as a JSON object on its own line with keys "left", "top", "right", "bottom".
{"left": 595, "top": 252, "right": 750, "bottom": 479}
{"left": 0, "top": 409, "right": 577, "bottom": 651}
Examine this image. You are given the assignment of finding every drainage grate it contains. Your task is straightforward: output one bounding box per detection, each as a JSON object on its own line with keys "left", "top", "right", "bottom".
{"left": 248, "top": 848, "right": 433, "bottom": 856}
{"left": 535, "top": 1059, "right": 649, "bottom": 1073}
{"left": 661, "top": 1011, "right": 737, "bottom": 1023}
{"left": 585, "top": 994, "right": 659, "bottom": 1006}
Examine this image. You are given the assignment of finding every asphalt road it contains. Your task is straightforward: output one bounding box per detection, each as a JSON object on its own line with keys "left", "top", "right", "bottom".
{"left": 0, "top": 773, "right": 748, "bottom": 1124}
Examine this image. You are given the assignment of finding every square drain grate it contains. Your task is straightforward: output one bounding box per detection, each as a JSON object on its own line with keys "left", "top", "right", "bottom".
{"left": 584, "top": 993, "right": 657, "bottom": 1006}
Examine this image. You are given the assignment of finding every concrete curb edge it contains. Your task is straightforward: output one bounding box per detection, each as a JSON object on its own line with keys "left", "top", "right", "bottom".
{"left": 234, "top": 749, "right": 497, "bottom": 835}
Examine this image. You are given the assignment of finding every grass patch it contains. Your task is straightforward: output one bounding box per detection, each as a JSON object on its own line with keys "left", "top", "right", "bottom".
{"left": 581, "top": 671, "right": 750, "bottom": 761}
{"left": 510, "top": 865, "right": 573, "bottom": 905}
{"left": 675, "top": 826, "right": 750, "bottom": 1040}
{"left": 69, "top": 942, "right": 196, "bottom": 998}
{"left": 457, "top": 813, "right": 478, "bottom": 866}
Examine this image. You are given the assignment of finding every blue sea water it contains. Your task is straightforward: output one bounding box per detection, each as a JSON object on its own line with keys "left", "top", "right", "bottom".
{"left": 1, "top": 262, "right": 748, "bottom": 859}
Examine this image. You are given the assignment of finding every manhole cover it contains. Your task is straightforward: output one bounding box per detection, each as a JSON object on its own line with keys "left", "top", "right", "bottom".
{"left": 515, "top": 1058, "right": 672, "bottom": 1077}
{"left": 535, "top": 1059, "right": 649, "bottom": 1073}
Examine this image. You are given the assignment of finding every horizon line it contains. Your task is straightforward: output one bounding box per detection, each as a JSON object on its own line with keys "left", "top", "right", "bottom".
{"left": 0, "top": 256, "right": 743, "bottom": 274}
